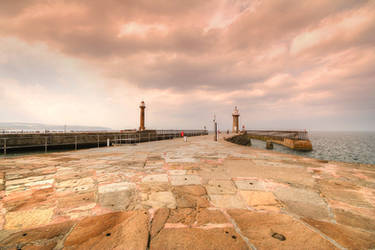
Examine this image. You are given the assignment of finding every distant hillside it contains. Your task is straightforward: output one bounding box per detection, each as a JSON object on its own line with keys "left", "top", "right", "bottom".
{"left": 0, "top": 122, "right": 111, "bottom": 132}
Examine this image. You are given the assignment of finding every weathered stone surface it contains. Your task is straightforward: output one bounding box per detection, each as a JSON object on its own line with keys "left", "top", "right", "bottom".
{"left": 142, "top": 174, "right": 169, "bottom": 183}
{"left": 173, "top": 185, "right": 207, "bottom": 196}
{"left": 303, "top": 218, "right": 375, "bottom": 250}
{"left": 195, "top": 208, "right": 228, "bottom": 225}
{"left": 4, "top": 187, "right": 55, "bottom": 212}
{"left": 150, "top": 227, "right": 248, "bottom": 250}
{"left": 228, "top": 209, "right": 338, "bottom": 250}
{"left": 5, "top": 208, "right": 54, "bottom": 230}
{"left": 56, "top": 177, "right": 95, "bottom": 193}
{"left": 98, "top": 182, "right": 135, "bottom": 210}
{"left": 334, "top": 208, "right": 375, "bottom": 231}
{"left": 170, "top": 175, "right": 201, "bottom": 186}
{"left": 234, "top": 179, "right": 266, "bottom": 191}
{"left": 21, "top": 241, "right": 58, "bottom": 249}
{"left": 205, "top": 180, "right": 237, "bottom": 195}
{"left": 168, "top": 170, "right": 186, "bottom": 175}
{"left": 320, "top": 187, "right": 372, "bottom": 208}
{"left": 225, "top": 159, "right": 315, "bottom": 187}
{"left": 239, "top": 190, "right": 281, "bottom": 211}
{"left": 0, "top": 134, "right": 374, "bottom": 248}
{"left": 151, "top": 208, "right": 170, "bottom": 238}
{"left": 0, "top": 220, "right": 75, "bottom": 248}
{"left": 172, "top": 185, "right": 210, "bottom": 208}
{"left": 56, "top": 191, "right": 96, "bottom": 210}
{"left": 167, "top": 208, "right": 197, "bottom": 225}
{"left": 208, "top": 194, "right": 246, "bottom": 208}
{"left": 273, "top": 186, "right": 330, "bottom": 220}
{"left": 143, "top": 191, "right": 177, "bottom": 209}
{"left": 64, "top": 211, "right": 149, "bottom": 249}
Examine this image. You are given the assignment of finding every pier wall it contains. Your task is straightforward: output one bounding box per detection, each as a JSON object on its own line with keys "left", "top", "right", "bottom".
{"left": 272, "top": 138, "right": 312, "bottom": 151}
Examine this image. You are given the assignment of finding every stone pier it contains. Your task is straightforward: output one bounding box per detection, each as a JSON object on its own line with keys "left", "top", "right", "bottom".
{"left": 0, "top": 135, "right": 374, "bottom": 249}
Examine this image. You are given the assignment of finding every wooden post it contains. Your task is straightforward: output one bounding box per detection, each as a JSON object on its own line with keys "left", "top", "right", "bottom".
{"left": 75, "top": 136, "right": 77, "bottom": 150}
{"left": 97, "top": 135, "right": 100, "bottom": 148}
{"left": 148, "top": 133, "right": 150, "bottom": 142}
{"left": 45, "top": 137, "right": 48, "bottom": 153}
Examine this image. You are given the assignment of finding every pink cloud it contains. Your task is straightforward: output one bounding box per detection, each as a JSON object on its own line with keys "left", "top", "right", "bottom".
{"left": 0, "top": 0, "right": 374, "bottom": 130}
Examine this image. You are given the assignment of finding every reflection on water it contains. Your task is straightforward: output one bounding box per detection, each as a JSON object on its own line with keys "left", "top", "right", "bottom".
{"left": 250, "top": 131, "right": 375, "bottom": 165}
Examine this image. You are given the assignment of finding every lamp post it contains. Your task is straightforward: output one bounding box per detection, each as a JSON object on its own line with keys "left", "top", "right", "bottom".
{"left": 213, "top": 114, "right": 218, "bottom": 141}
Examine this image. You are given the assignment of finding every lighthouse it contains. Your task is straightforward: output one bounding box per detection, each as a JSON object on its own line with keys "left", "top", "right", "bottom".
{"left": 139, "top": 101, "right": 146, "bottom": 131}
{"left": 232, "top": 106, "right": 240, "bottom": 133}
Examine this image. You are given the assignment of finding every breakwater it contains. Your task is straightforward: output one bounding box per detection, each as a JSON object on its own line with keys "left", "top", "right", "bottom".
{"left": 0, "top": 134, "right": 374, "bottom": 249}
{"left": 244, "top": 130, "right": 312, "bottom": 151}
{"left": 0, "top": 129, "right": 207, "bottom": 155}
{"left": 225, "top": 134, "right": 252, "bottom": 146}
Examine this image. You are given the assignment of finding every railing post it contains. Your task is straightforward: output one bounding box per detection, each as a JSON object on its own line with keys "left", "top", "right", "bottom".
{"left": 45, "top": 137, "right": 48, "bottom": 153}
{"left": 3, "top": 138, "right": 6, "bottom": 156}
{"left": 75, "top": 136, "right": 77, "bottom": 150}
{"left": 148, "top": 133, "right": 150, "bottom": 142}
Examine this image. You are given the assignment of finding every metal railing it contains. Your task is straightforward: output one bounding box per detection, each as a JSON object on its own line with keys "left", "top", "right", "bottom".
{"left": 245, "top": 130, "right": 309, "bottom": 141}
{"left": 0, "top": 130, "right": 208, "bottom": 156}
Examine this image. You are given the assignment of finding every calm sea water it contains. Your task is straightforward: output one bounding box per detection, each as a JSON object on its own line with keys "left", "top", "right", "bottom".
{"left": 2, "top": 131, "right": 375, "bottom": 164}
{"left": 250, "top": 131, "right": 375, "bottom": 165}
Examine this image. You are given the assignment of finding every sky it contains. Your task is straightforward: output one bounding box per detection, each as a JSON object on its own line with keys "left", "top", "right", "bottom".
{"left": 0, "top": 0, "right": 374, "bottom": 131}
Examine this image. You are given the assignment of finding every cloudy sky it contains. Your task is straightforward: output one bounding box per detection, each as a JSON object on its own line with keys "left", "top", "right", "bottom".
{"left": 0, "top": 0, "right": 374, "bottom": 131}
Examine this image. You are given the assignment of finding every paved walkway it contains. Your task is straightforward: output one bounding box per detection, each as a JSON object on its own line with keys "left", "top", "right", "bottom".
{"left": 0, "top": 135, "right": 374, "bottom": 249}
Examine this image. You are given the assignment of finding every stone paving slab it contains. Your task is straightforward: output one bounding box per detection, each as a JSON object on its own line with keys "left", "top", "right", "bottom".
{"left": 227, "top": 209, "right": 339, "bottom": 250}
{"left": 0, "top": 134, "right": 374, "bottom": 249}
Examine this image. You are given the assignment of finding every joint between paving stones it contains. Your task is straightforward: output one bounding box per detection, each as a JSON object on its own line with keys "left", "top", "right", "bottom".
{"left": 221, "top": 208, "right": 257, "bottom": 250}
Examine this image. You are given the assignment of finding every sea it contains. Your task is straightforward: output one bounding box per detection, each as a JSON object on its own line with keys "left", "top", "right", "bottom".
{"left": 250, "top": 131, "right": 375, "bottom": 165}
{"left": 1, "top": 131, "right": 375, "bottom": 165}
